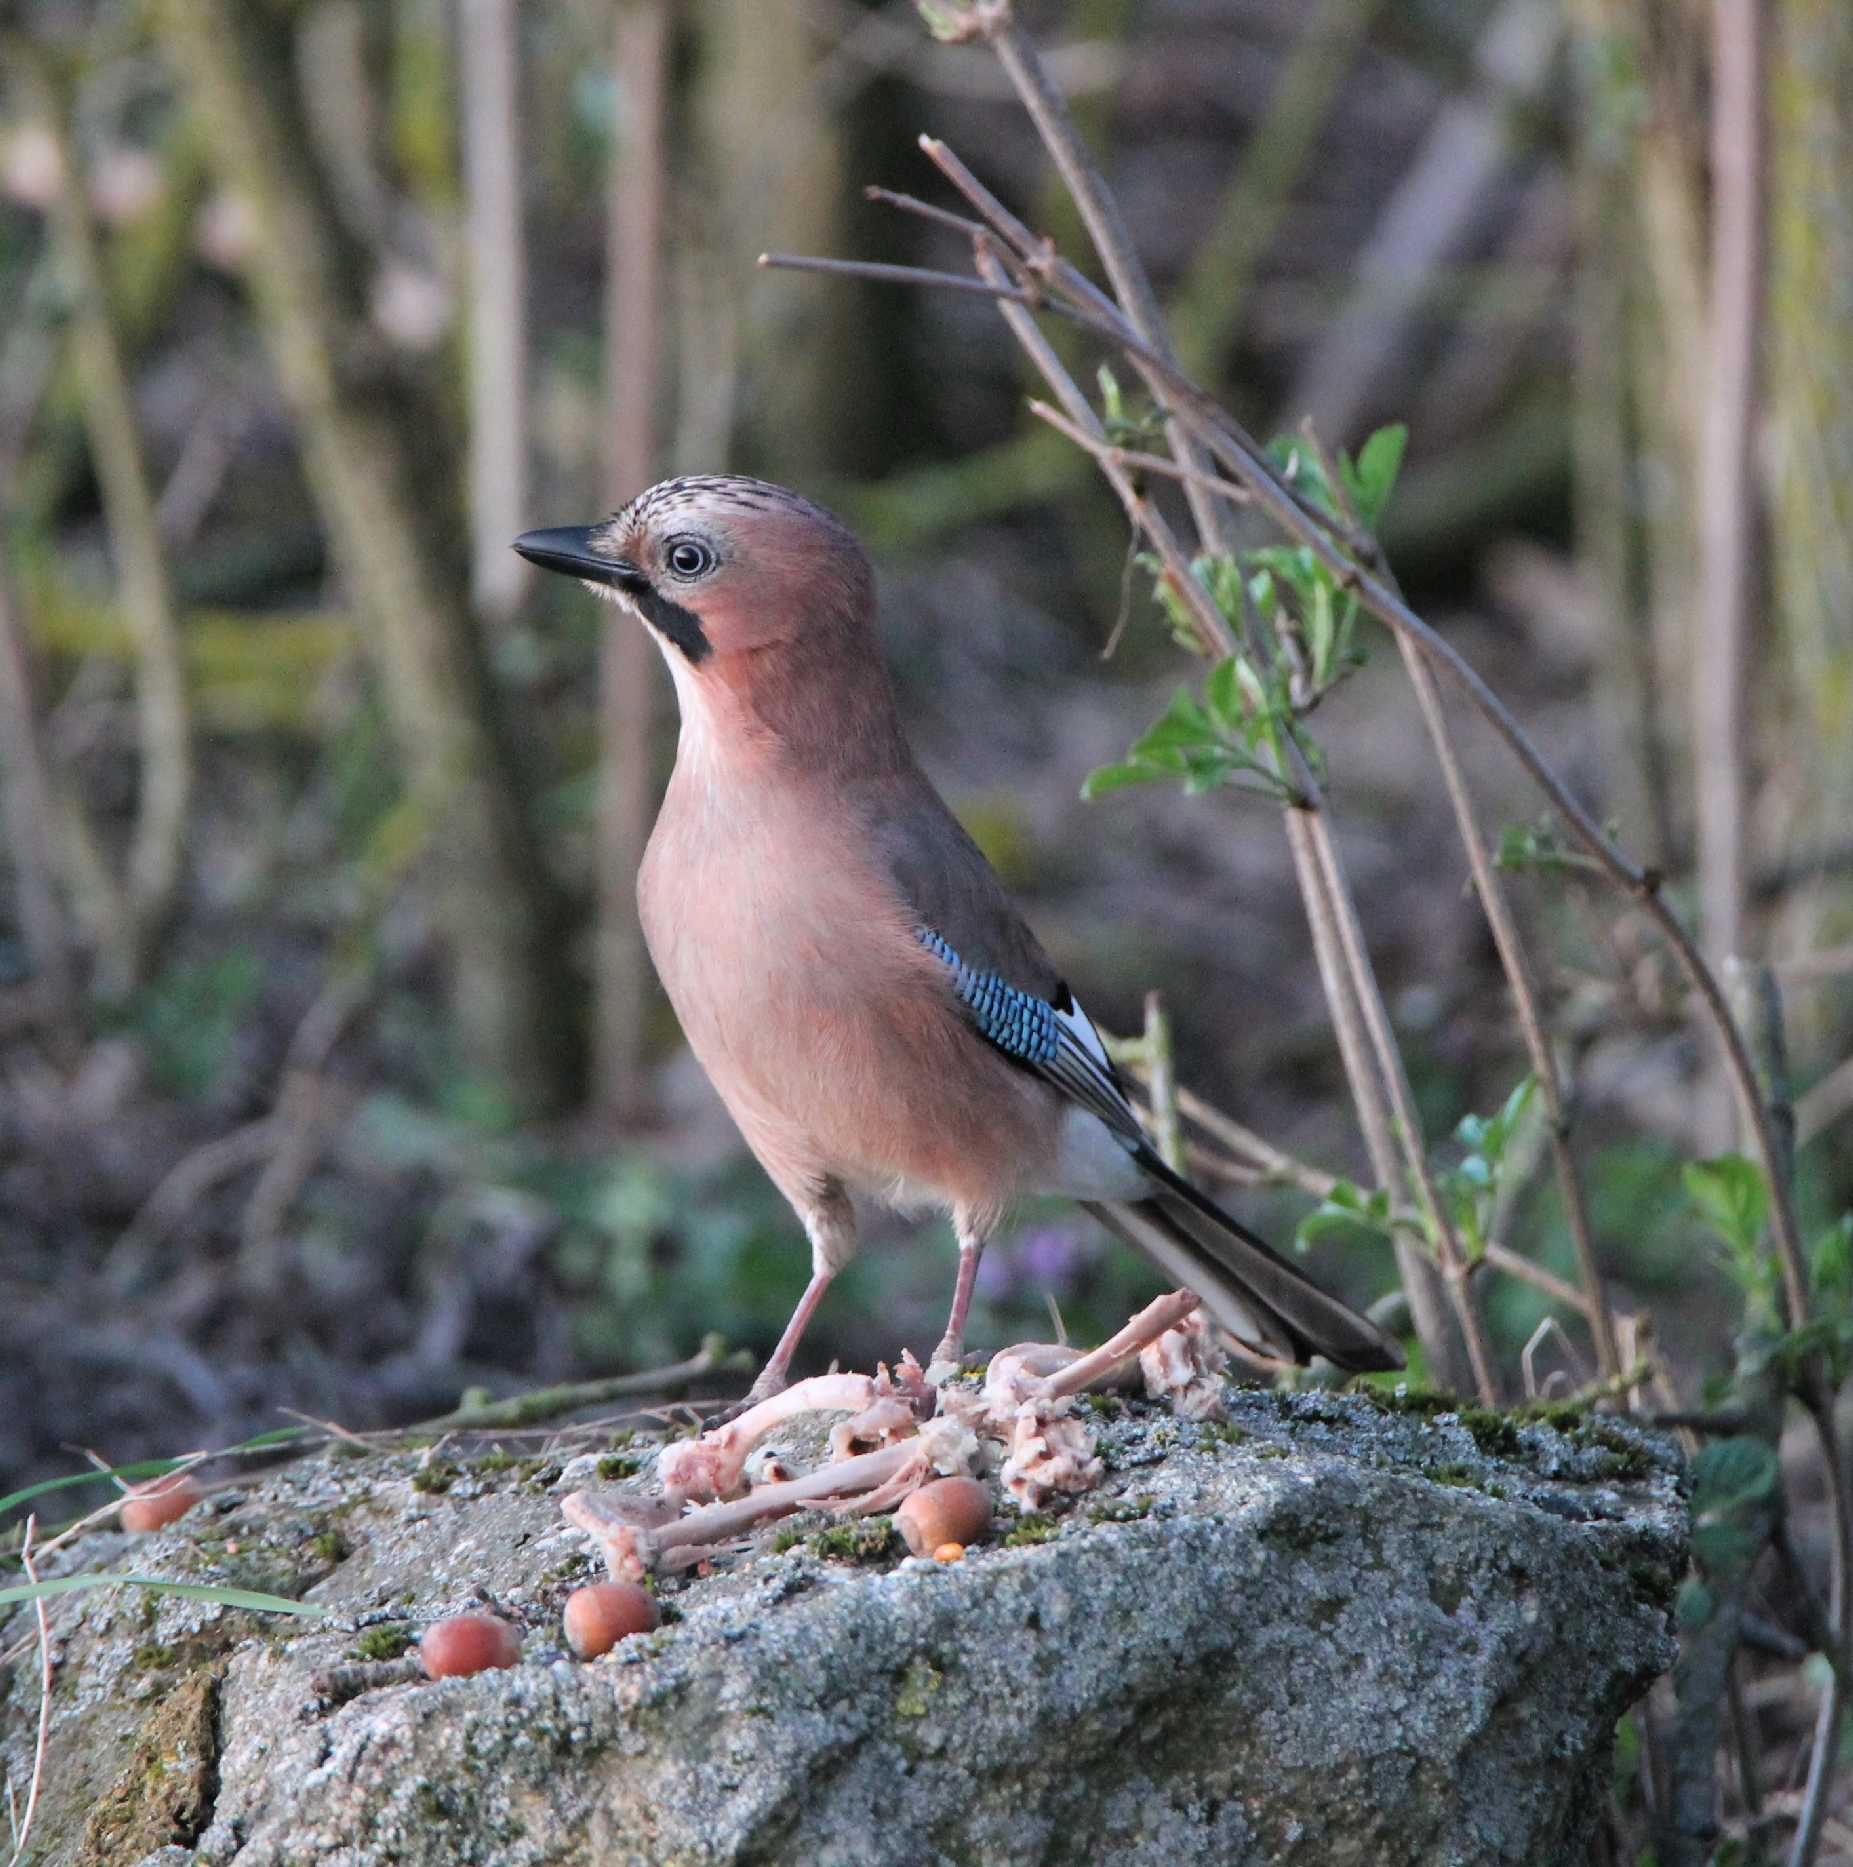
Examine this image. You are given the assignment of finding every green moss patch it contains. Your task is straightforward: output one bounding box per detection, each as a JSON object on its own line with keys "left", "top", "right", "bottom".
{"left": 76, "top": 1668, "right": 219, "bottom": 1866}
{"left": 810, "top": 1518, "right": 898, "bottom": 1563}
{"left": 352, "top": 1623, "right": 415, "bottom": 1662}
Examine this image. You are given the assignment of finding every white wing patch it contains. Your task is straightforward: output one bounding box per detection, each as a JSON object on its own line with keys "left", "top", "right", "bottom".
{"left": 1057, "top": 994, "right": 1113, "bottom": 1072}
{"left": 1044, "top": 987, "right": 1145, "bottom": 1144}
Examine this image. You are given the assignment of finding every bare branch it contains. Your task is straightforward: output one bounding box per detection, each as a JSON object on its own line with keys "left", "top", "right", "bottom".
{"left": 808, "top": 147, "right": 1815, "bottom": 1301}
{"left": 36, "top": 56, "right": 193, "bottom": 970}
{"left": 1693, "top": 0, "right": 1762, "bottom": 990}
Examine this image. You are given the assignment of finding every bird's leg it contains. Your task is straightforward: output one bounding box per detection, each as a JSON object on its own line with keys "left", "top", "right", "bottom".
{"left": 929, "top": 1220, "right": 986, "bottom": 1382}
{"left": 738, "top": 1269, "right": 835, "bottom": 1409}
{"left": 729, "top": 1177, "right": 856, "bottom": 1415}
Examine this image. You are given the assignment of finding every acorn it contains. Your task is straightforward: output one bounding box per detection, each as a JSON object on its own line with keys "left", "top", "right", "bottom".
{"left": 562, "top": 1582, "right": 661, "bottom": 1659}
{"left": 419, "top": 1613, "right": 522, "bottom": 1678}
{"left": 119, "top": 1472, "right": 202, "bottom": 1533}
{"left": 895, "top": 1477, "right": 991, "bottom": 1558}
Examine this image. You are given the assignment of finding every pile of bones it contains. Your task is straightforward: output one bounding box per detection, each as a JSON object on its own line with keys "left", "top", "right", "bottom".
{"left": 562, "top": 1289, "right": 1228, "bottom": 1582}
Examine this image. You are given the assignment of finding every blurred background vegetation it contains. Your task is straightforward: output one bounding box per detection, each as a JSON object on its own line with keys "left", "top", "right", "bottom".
{"left": 0, "top": 0, "right": 1847, "bottom": 1496}
{"left": 5, "top": 0, "right": 1853, "bottom": 1854}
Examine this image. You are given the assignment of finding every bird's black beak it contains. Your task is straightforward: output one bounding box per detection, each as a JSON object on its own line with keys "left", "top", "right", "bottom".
{"left": 512, "top": 526, "right": 640, "bottom": 588}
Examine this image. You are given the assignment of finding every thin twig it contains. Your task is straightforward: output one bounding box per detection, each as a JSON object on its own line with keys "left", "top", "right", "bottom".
{"left": 862, "top": 183, "right": 989, "bottom": 242}
{"left": 1693, "top": 0, "right": 1762, "bottom": 999}
{"left": 1300, "top": 421, "right": 1619, "bottom": 1378}
{"left": 760, "top": 250, "right": 1039, "bottom": 301}
{"left": 979, "top": 8, "right": 1234, "bottom": 550}
{"left": 1172, "top": 1083, "right": 1336, "bottom": 1199}
{"left": 1140, "top": 991, "right": 1183, "bottom": 1173}
{"left": 1483, "top": 1242, "right": 1598, "bottom": 1321}
{"left": 779, "top": 181, "right": 1813, "bottom": 1310}
{"left": 1304, "top": 809, "right": 1499, "bottom": 1403}
{"left": 419, "top": 1335, "right": 753, "bottom": 1431}
{"left": 967, "top": 245, "right": 1235, "bottom": 662}
{"left": 1028, "top": 400, "right": 1253, "bottom": 507}
{"left": 4, "top": 1518, "right": 52, "bottom": 1867}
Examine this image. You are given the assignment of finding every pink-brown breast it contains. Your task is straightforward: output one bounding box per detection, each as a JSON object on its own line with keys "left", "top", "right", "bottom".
{"left": 638, "top": 751, "right": 1055, "bottom": 1229}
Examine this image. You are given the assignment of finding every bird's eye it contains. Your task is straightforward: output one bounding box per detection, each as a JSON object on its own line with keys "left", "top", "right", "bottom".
{"left": 664, "top": 537, "right": 715, "bottom": 580}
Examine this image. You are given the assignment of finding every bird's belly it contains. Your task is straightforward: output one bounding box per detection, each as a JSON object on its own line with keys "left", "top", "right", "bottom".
{"left": 640, "top": 829, "right": 1051, "bottom": 1216}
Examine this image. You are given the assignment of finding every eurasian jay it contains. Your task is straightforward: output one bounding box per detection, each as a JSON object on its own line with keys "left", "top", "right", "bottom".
{"left": 515, "top": 476, "right": 1402, "bottom": 1400}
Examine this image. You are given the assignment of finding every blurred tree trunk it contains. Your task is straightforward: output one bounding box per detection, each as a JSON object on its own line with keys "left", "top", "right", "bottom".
{"left": 594, "top": 0, "right": 671, "bottom": 1122}
{"left": 1767, "top": 0, "right": 1853, "bottom": 967}
{"left": 1576, "top": 0, "right": 1853, "bottom": 1134}
{"left": 459, "top": 0, "right": 532, "bottom": 624}
{"left": 0, "top": 551, "right": 75, "bottom": 1026}
{"left": 154, "top": 0, "right": 576, "bottom": 1114}
{"left": 693, "top": 0, "right": 861, "bottom": 475}
{"left": 1569, "top": 0, "right": 1733, "bottom": 1144}
{"left": 21, "top": 48, "right": 196, "bottom": 996}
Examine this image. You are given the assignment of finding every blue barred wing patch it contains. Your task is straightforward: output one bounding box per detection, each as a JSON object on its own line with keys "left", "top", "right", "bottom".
{"left": 915, "top": 928, "right": 1058, "bottom": 1064}
{"left": 915, "top": 927, "right": 1144, "bottom": 1143}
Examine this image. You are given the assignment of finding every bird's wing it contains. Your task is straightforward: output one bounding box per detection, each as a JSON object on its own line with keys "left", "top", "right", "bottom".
{"left": 913, "top": 925, "right": 1143, "bottom": 1143}
{"left": 863, "top": 768, "right": 1405, "bottom": 1375}
{"left": 861, "top": 775, "right": 1143, "bottom": 1142}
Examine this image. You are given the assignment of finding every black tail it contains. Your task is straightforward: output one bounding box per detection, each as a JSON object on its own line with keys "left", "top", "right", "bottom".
{"left": 1084, "top": 1147, "right": 1403, "bottom": 1374}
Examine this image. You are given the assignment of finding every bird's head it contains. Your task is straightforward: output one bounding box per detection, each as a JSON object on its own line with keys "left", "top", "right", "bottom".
{"left": 514, "top": 476, "right": 874, "bottom": 672}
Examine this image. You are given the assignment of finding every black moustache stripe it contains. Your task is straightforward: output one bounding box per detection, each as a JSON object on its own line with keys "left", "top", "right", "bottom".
{"left": 627, "top": 581, "right": 711, "bottom": 665}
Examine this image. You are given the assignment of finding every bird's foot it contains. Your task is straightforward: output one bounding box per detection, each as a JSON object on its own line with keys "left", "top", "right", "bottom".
{"left": 710, "top": 1367, "right": 788, "bottom": 1427}
{"left": 926, "top": 1327, "right": 971, "bottom": 1388}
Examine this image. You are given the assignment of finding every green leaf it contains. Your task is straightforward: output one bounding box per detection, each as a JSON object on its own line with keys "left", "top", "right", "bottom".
{"left": 1097, "top": 363, "right": 1123, "bottom": 426}
{"left": 0, "top": 1573, "right": 328, "bottom": 1617}
{"left": 1690, "top": 1435, "right": 1780, "bottom": 1511}
{"left": 1689, "top": 1435, "right": 1779, "bottom": 1573}
{"left": 1195, "top": 553, "right": 1247, "bottom": 629}
{"left": 1128, "top": 687, "right": 1216, "bottom": 757}
{"left": 1306, "top": 573, "right": 1336, "bottom": 684}
{"left": 1690, "top": 1521, "right": 1762, "bottom": 1574}
{"left": 1492, "top": 1076, "right": 1538, "bottom": 1150}
{"left": 1457, "top": 1076, "right": 1537, "bottom": 1170}
{"left": 1683, "top": 1156, "right": 1768, "bottom": 1263}
{"left": 1810, "top": 1213, "right": 1853, "bottom": 1310}
{"left": 1495, "top": 819, "right": 1573, "bottom": 873}
{"left": 1202, "top": 655, "right": 1252, "bottom": 733}
{"left": 0, "top": 1460, "right": 186, "bottom": 1520}
{"left": 1080, "top": 762, "right": 1162, "bottom": 800}
{"left": 1674, "top": 1576, "right": 1714, "bottom": 1632}
{"left": 1295, "top": 1180, "right": 1395, "bottom": 1251}
{"left": 1343, "top": 422, "right": 1408, "bottom": 527}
